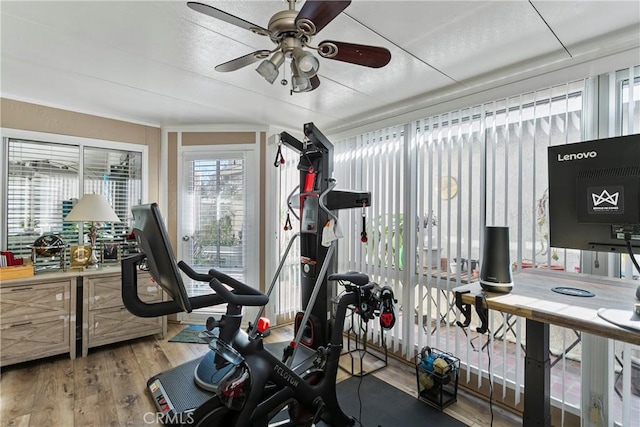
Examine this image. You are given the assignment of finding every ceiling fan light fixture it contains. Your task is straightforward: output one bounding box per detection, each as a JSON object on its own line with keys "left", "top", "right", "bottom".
{"left": 256, "top": 60, "right": 278, "bottom": 83}
{"left": 292, "top": 47, "right": 319, "bottom": 77}
{"left": 256, "top": 51, "right": 285, "bottom": 84}
{"left": 292, "top": 75, "right": 311, "bottom": 93}
{"left": 290, "top": 59, "right": 312, "bottom": 93}
{"left": 191, "top": 1, "right": 390, "bottom": 94}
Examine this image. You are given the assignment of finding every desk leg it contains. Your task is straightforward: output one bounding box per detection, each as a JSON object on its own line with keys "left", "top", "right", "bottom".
{"left": 524, "top": 319, "right": 551, "bottom": 427}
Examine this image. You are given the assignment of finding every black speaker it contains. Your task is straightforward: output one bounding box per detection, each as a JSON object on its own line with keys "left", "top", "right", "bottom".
{"left": 480, "top": 226, "right": 513, "bottom": 293}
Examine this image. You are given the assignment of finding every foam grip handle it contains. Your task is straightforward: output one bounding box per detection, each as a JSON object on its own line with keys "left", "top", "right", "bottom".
{"left": 379, "top": 285, "right": 396, "bottom": 330}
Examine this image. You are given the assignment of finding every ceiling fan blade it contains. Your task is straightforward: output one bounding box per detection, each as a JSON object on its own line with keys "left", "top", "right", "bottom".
{"left": 214, "top": 50, "right": 271, "bottom": 72}
{"left": 187, "top": 2, "right": 270, "bottom": 36}
{"left": 318, "top": 41, "right": 391, "bottom": 68}
{"left": 309, "top": 75, "right": 321, "bottom": 91}
{"left": 295, "top": 0, "right": 351, "bottom": 35}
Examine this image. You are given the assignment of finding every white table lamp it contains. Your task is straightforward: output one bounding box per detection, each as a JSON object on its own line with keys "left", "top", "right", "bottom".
{"left": 65, "top": 194, "right": 121, "bottom": 269}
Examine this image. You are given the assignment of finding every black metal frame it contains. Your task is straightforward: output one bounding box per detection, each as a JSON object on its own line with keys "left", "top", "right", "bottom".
{"left": 455, "top": 290, "right": 552, "bottom": 427}
{"left": 279, "top": 122, "right": 370, "bottom": 348}
{"left": 122, "top": 252, "right": 385, "bottom": 426}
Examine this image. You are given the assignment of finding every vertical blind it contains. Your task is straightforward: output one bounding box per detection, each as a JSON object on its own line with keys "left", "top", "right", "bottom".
{"left": 331, "top": 72, "right": 639, "bottom": 422}
{"left": 614, "top": 66, "right": 639, "bottom": 427}
{"left": 274, "top": 79, "right": 604, "bottom": 417}
{"left": 271, "top": 68, "right": 639, "bottom": 420}
{"left": 5, "top": 138, "right": 142, "bottom": 268}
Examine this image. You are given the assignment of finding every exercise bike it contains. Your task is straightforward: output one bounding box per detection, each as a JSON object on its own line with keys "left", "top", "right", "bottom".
{"left": 122, "top": 203, "right": 397, "bottom": 426}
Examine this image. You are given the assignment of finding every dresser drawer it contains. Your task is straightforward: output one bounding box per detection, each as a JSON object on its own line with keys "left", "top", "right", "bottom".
{"left": 0, "top": 281, "right": 72, "bottom": 322}
{"left": 1, "top": 315, "right": 70, "bottom": 366}
{"left": 87, "top": 306, "right": 162, "bottom": 348}
{"left": 87, "top": 272, "right": 162, "bottom": 310}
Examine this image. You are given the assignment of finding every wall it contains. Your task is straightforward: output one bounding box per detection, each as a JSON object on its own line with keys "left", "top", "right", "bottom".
{"left": 0, "top": 99, "right": 268, "bottom": 293}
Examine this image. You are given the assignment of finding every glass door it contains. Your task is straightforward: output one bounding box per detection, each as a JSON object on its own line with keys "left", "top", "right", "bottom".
{"left": 179, "top": 149, "right": 257, "bottom": 322}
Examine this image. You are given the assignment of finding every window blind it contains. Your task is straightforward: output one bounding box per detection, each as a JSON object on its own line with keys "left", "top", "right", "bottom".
{"left": 182, "top": 154, "right": 246, "bottom": 298}
{"left": 7, "top": 140, "right": 79, "bottom": 267}
{"left": 5, "top": 138, "right": 142, "bottom": 269}
{"left": 83, "top": 146, "right": 142, "bottom": 242}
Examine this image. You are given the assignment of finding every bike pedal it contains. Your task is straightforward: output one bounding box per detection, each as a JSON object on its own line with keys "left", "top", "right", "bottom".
{"left": 312, "top": 399, "right": 326, "bottom": 424}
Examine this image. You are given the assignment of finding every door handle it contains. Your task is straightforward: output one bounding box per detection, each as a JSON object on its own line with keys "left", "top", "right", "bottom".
{"left": 182, "top": 235, "right": 190, "bottom": 241}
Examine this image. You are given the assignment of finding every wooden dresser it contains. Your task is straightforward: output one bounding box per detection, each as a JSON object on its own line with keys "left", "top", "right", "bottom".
{"left": 82, "top": 269, "right": 165, "bottom": 357}
{"left": 1, "top": 274, "right": 76, "bottom": 366}
{"left": 1, "top": 267, "right": 166, "bottom": 366}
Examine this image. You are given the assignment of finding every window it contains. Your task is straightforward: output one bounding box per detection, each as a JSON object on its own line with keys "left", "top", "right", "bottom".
{"left": 282, "top": 79, "right": 589, "bottom": 413}
{"left": 3, "top": 135, "right": 144, "bottom": 269}
{"left": 82, "top": 146, "right": 142, "bottom": 239}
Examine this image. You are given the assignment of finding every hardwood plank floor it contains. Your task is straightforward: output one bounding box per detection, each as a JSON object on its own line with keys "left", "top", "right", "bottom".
{"left": 0, "top": 323, "right": 522, "bottom": 426}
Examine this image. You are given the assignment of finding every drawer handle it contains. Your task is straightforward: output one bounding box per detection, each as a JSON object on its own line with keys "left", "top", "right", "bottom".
{"left": 10, "top": 321, "right": 33, "bottom": 328}
{"left": 10, "top": 287, "right": 33, "bottom": 292}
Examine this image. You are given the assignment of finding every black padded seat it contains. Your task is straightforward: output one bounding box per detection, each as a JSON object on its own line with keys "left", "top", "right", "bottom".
{"left": 328, "top": 272, "right": 369, "bottom": 286}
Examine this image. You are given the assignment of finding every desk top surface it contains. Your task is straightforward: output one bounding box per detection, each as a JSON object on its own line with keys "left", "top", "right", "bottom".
{"left": 453, "top": 269, "right": 640, "bottom": 345}
{"left": 0, "top": 265, "right": 143, "bottom": 288}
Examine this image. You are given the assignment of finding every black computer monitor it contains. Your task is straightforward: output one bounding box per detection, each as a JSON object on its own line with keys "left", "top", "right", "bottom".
{"left": 548, "top": 134, "right": 640, "bottom": 254}
{"left": 131, "top": 203, "right": 192, "bottom": 313}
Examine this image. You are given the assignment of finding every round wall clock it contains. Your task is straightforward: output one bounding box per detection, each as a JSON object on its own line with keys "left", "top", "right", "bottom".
{"left": 440, "top": 176, "right": 458, "bottom": 200}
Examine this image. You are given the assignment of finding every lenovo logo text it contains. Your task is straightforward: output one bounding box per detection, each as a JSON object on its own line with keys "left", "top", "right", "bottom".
{"left": 557, "top": 151, "right": 597, "bottom": 162}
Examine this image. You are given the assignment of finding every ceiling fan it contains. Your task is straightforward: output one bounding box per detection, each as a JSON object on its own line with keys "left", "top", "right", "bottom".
{"left": 187, "top": 1, "right": 391, "bottom": 93}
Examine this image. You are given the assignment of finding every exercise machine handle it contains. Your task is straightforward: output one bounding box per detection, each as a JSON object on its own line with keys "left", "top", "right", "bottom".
{"left": 121, "top": 253, "right": 226, "bottom": 317}
{"left": 178, "top": 261, "right": 269, "bottom": 307}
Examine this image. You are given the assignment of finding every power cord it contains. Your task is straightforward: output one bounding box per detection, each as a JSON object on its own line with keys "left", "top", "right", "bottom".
{"left": 355, "top": 374, "right": 364, "bottom": 426}
{"left": 354, "top": 297, "right": 368, "bottom": 426}
{"left": 623, "top": 235, "right": 640, "bottom": 302}
{"left": 624, "top": 235, "right": 640, "bottom": 272}
{"left": 336, "top": 280, "right": 364, "bottom": 426}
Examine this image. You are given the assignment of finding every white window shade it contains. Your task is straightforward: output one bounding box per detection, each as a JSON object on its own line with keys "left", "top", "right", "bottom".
{"left": 7, "top": 140, "right": 79, "bottom": 261}
{"left": 5, "top": 139, "right": 143, "bottom": 267}
{"left": 83, "top": 146, "right": 142, "bottom": 242}
{"left": 182, "top": 154, "right": 247, "bottom": 298}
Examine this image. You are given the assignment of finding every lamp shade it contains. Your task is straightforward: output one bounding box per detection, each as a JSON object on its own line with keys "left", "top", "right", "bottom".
{"left": 65, "top": 194, "right": 121, "bottom": 223}
{"left": 292, "top": 48, "right": 319, "bottom": 78}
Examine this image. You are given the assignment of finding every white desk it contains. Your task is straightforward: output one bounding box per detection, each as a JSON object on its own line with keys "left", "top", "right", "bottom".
{"left": 454, "top": 270, "right": 639, "bottom": 426}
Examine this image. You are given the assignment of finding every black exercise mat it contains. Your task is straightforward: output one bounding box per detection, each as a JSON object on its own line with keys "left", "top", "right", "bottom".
{"left": 330, "top": 375, "right": 466, "bottom": 427}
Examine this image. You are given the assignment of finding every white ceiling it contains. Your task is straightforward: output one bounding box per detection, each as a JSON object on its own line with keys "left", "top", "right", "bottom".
{"left": 1, "top": 1, "right": 639, "bottom": 135}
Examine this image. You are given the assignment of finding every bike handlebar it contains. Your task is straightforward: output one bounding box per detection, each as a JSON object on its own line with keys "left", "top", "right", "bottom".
{"left": 178, "top": 261, "right": 269, "bottom": 307}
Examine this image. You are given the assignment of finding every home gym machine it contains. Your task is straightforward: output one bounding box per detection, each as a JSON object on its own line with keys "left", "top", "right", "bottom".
{"left": 121, "top": 123, "right": 371, "bottom": 425}
{"left": 277, "top": 122, "right": 370, "bottom": 350}
{"left": 123, "top": 203, "right": 396, "bottom": 426}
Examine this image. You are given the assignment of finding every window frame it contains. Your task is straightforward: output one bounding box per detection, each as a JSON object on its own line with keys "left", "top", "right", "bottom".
{"left": 1, "top": 127, "right": 149, "bottom": 251}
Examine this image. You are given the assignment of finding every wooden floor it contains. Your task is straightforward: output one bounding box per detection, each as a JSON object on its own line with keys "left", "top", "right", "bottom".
{"left": 0, "top": 323, "right": 522, "bottom": 427}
